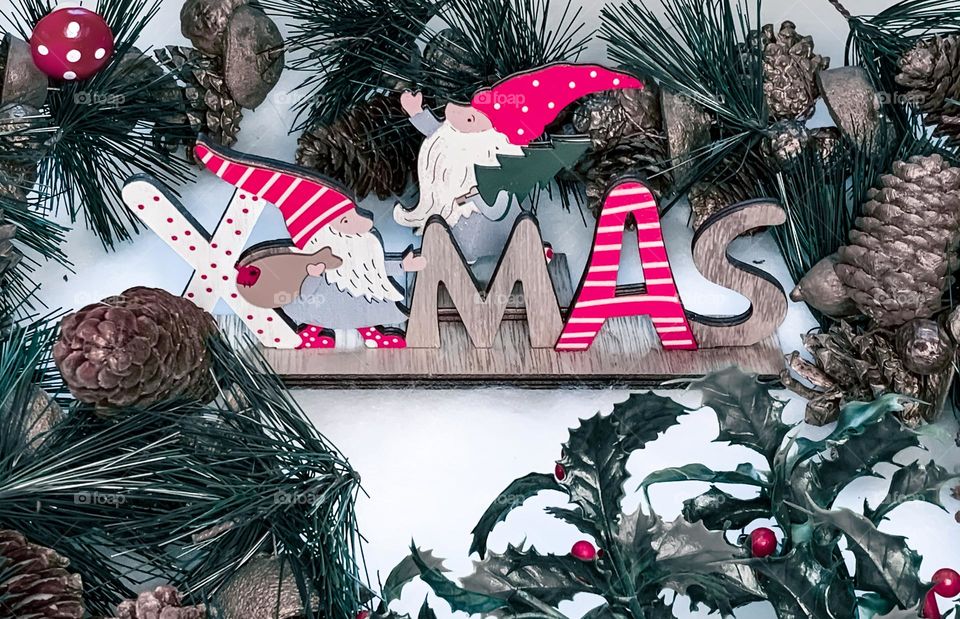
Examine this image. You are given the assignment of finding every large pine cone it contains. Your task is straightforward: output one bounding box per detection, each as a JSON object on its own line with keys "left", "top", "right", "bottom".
{"left": 758, "top": 21, "right": 829, "bottom": 121}
{"left": 53, "top": 287, "right": 218, "bottom": 409}
{"left": 836, "top": 154, "right": 960, "bottom": 327}
{"left": 581, "top": 132, "right": 670, "bottom": 215}
{"left": 155, "top": 46, "right": 243, "bottom": 152}
{"left": 896, "top": 34, "right": 960, "bottom": 147}
{"left": 782, "top": 321, "right": 951, "bottom": 426}
{"left": 0, "top": 530, "right": 84, "bottom": 619}
{"left": 109, "top": 585, "right": 206, "bottom": 619}
{"left": 688, "top": 153, "right": 769, "bottom": 229}
{"left": 297, "top": 94, "right": 419, "bottom": 200}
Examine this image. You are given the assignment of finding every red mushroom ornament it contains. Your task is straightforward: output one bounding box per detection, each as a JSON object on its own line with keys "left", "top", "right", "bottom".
{"left": 30, "top": 7, "right": 114, "bottom": 81}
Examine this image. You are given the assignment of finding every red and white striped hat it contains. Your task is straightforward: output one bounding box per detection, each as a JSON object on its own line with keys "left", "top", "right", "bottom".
{"left": 195, "top": 139, "right": 356, "bottom": 249}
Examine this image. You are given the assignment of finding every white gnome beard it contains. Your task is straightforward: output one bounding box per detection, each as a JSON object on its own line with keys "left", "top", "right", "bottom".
{"left": 395, "top": 122, "right": 522, "bottom": 231}
{"left": 302, "top": 227, "right": 404, "bottom": 303}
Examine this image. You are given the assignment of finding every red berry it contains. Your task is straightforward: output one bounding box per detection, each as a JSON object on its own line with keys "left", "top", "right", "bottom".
{"left": 933, "top": 568, "right": 960, "bottom": 598}
{"left": 356, "top": 612, "right": 370, "bottom": 619}
{"left": 30, "top": 7, "right": 114, "bottom": 81}
{"left": 750, "top": 527, "right": 777, "bottom": 558}
{"left": 554, "top": 463, "right": 566, "bottom": 481}
{"left": 571, "top": 540, "right": 597, "bottom": 561}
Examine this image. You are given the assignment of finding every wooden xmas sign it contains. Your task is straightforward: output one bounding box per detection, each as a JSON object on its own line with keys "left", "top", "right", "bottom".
{"left": 123, "top": 63, "right": 788, "bottom": 387}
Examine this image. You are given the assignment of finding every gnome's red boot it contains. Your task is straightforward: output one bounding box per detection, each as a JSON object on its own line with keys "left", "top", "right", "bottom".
{"left": 297, "top": 325, "right": 336, "bottom": 350}
{"left": 359, "top": 327, "right": 407, "bottom": 349}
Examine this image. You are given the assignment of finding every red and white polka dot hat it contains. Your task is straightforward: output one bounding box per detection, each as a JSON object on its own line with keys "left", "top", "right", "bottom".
{"left": 470, "top": 63, "right": 644, "bottom": 146}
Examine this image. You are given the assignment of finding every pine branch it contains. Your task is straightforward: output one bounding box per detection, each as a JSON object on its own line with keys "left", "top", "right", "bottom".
{"left": 1, "top": 0, "right": 194, "bottom": 250}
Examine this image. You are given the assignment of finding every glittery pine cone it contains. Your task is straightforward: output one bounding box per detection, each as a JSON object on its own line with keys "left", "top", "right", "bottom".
{"left": 781, "top": 321, "right": 951, "bottom": 426}
{"left": 109, "top": 585, "right": 206, "bottom": 619}
{"left": 297, "top": 93, "right": 420, "bottom": 200}
{"left": 896, "top": 34, "right": 960, "bottom": 147}
{"left": 0, "top": 530, "right": 84, "bottom": 619}
{"left": 836, "top": 154, "right": 960, "bottom": 327}
{"left": 757, "top": 21, "right": 830, "bottom": 121}
{"left": 53, "top": 287, "right": 218, "bottom": 409}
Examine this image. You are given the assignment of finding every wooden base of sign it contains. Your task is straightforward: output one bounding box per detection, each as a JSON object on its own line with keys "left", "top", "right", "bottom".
{"left": 245, "top": 316, "right": 785, "bottom": 389}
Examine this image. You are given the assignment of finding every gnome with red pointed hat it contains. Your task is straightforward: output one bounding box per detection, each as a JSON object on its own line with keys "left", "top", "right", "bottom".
{"left": 395, "top": 63, "right": 644, "bottom": 262}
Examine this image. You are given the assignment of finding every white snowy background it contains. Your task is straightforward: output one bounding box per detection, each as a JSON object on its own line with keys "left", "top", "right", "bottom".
{"left": 7, "top": 0, "right": 960, "bottom": 616}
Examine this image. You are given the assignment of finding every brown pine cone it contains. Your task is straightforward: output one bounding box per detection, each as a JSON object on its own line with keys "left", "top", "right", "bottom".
{"left": 837, "top": 154, "right": 960, "bottom": 327}
{"left": 53, "top": 287, "right": 218, "bottom": 409}
{"left": 110, "top": 585, "right": 206, "bottom": 619}
{"left": 689, "top": 154, "right": 768, "bottom": 229}
{"left": 581, "top": 131, "right": 670, "bottom": 215}
{"left": 0, "top": 102, "right": 45, "bottom": 200}
{"left": 896, "top": 34, "right": 960, "bottom": 147}
{"left": 155, "top": 46, "right": 243, "bottom": 152}
{"left": 757, "top": 21, "right": 830, "bottom": 121}
{"left": 0, "top": 530, "right": 84, "bottom": 619}
{"left": 297, "top": 93, "right": 419, "bottom": 200}
{"left": 572, "top": 85, "right": 663, "bottom": 145}
{"left": 781, "top": 321, "right": 951, "bottom": 426}
{"left": 0, "top": 210, "right": 20, "bottom": 286}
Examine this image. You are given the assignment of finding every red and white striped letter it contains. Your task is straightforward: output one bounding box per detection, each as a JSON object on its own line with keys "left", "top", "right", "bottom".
{"left": 556, "top": 180, "right": 697, "bottom": 352}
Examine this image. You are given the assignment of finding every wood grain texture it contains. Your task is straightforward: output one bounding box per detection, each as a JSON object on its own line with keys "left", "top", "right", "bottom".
{"left": 688, "top": 199, "right": 788, "bottom": 347}
{"left": 251, "top": 315, "right": 785, "bottom": 388}
{"left": 405, "top": 214, "right": 563, "bottom": 349}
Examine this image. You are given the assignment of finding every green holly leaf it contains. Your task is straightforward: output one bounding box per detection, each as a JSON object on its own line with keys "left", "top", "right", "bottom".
{"left": 460, "top": 544, "right": 603, "bottom": 607}
{"left": 558, "top": 394, "right": 687, "bottom": 544}
{"left": 692, "top": 368, "right": 790, "bottom": 463}
{"left": 409, "top": 545, "right": 507, "bottom": 614}
{"left": 811, "top": 415, "right": 920, "bottom": 507}
{"left": 417, "top": 599, "right": 437, "bottom": 619}
{"left": 682, "top": 486, "right": 772, "bottom": 531}
{"left": 651, "top": 517, "right": 762, "bottom": 616}
{"left": 474, "top": 137, "right": 590, "bottom": 205}
{"left": 865, "top": 460, "right": 955, "bottom": 524}
{"left": 613, "top": 507, "right": 663, "bottom": 591}
{"left": 749, "top": 544, "right": 858, "bottom": 619}
{"left": 470, "top": 472, "right": 564, "bottom": 559}
{"left": 792, "top": 394, "right": 906, "bottom": 469}
{"left": 805, "top": 507, "right": 923, "bottom": 608}
{"left": 639, "top": 463, "right": 767, "bottom": 500}
{"left": 383, "top": 549, "right": 449, "bottom": 604}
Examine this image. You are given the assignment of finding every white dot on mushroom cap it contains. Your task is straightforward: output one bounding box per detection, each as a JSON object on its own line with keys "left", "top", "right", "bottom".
{"left": 532, "top": 80, "right": 540, "bottom": 87}
{"left": 37, "top": 45, "right": 49, "bottom": 56}
{"left": 569, "top": 81, "right": 576, "bottom": 88}
{"left": 613, "top": 78, "right": 621, "bottom": 86}
{"left": 63, "top": 71, "right": 77, "bottom": 80}
{"left": 590, "top": 70, "right": 598, "bottom": 78}
{"left": 66, "top": 49, "right": 81, "bottom": 62}
{"left": 66, "top": 22, "right": 80, "bottom": 38}
{"left": 95, "top": 48, "right": 106, "bottom": 59}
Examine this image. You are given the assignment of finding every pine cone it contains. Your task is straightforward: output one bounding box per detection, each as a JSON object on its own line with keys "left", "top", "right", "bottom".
{"left": 0, "top": 212, "right": 20, "bottom": 285}
{"left": 761, "top": 121, "right": 841, "bottom": 169}
{"left": 297, "top": 94, "right": 419, "bottom": 200}
{"left": 836, "top": 154, "right": 960, "bottom": 327}
{"left": 689, "top": 154, "right": 767, "bottom": 229}
{"left": 0, "top": 530, "right": 84, "bottom": 619}
{"left": 581, "top": 132, "right": 670, "bottom": 216}
{"left": 422, "top": 28, "right": 484, "bottom": 102}
{"left": 180, "top": 0, "right": 247, "bottom": 57}
{"left": 53, "top": 287, "right": 218, "bottom": 409}
{"left": 572, "top": 86, "right": 662, "bottom": 145}
{"left": 896, "top": 34, "right": 960, "bottom": 147}
{"left": 782, "top": 321, "right": 950, "bottom": 425}
{"left": 110, "top": 585, "right": 206, "bottom": 619}
{"left": 155, "top": 46, "right": 243, "bottom": 153}
{"left": 758, "top": 21, "right": 829, "bottom": 121}
{"left": 0, "top": 102, "right": 45, "bottom": 200}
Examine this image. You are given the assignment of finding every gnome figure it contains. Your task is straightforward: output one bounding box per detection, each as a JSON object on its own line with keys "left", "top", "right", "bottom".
{"left": 396, "top": 64, "right": 643, "bottom": 263}
{"left": 194, "top": 139, "right": 425, "bottom": 350}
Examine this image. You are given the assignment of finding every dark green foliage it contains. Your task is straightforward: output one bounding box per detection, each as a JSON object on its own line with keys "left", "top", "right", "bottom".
{"left": 1, "top": 0, "right": 193, "bottom": 249}
{"left": 475, "top": 138, "right": 590, "bottom": 205}
{"left": 392, "top": 390, "right": 762, "bottom": 618}
{"left": 0, "top": 331, "right": 364, "bottom": 617}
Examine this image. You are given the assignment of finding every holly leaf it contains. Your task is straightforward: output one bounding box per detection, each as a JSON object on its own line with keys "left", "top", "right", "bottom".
{"left": 806, "top": 507, "right": 923, "bottom": 608}
{"left": 865, "top": 460, "right": 955, "bottom": 524}
{"left": 409, "top": 545, "right": 507, "bottom": 614}
{"left": 750, "top": 544, "right": 858, "bottom": 619}
{"left": 474, "top": 137, "right": 590, "bottom": 204}
{"left": 792, "top": 394, "right": 906, "bottom": 469}
{"left": 692, "top": 368, "right": 790, "bottom": 463}
{"left": 418, "top": 599, "right": 437, "bottom": 619}
{"left": 383, "top": 549, "right": 449, "bottom": 604}
{"left": 640, "top": 463, "right": 767, "bottom": 499}
{"left": 470, "top": 472, "right": 564, "bottom": 559}
{"left": 612, "top": 507, "right": 662, "bottom": 590}
{"left": 682, "top": 486, "right": 772, "bottom": 531}
{"left": 610, "top": 391, "right": 689, "bottom": 453}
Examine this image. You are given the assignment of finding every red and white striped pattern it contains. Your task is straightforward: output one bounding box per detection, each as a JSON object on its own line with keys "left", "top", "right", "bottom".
{"left": 555, "top": 181, "right": 697, "bottom": 352}
{"left": 195, "top": 140, "right": 355, "bottom": 249}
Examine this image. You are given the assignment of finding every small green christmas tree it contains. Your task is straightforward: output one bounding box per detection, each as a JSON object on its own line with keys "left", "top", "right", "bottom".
{"left": 474, "top": 137, "right": 590, "bottom": 205}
